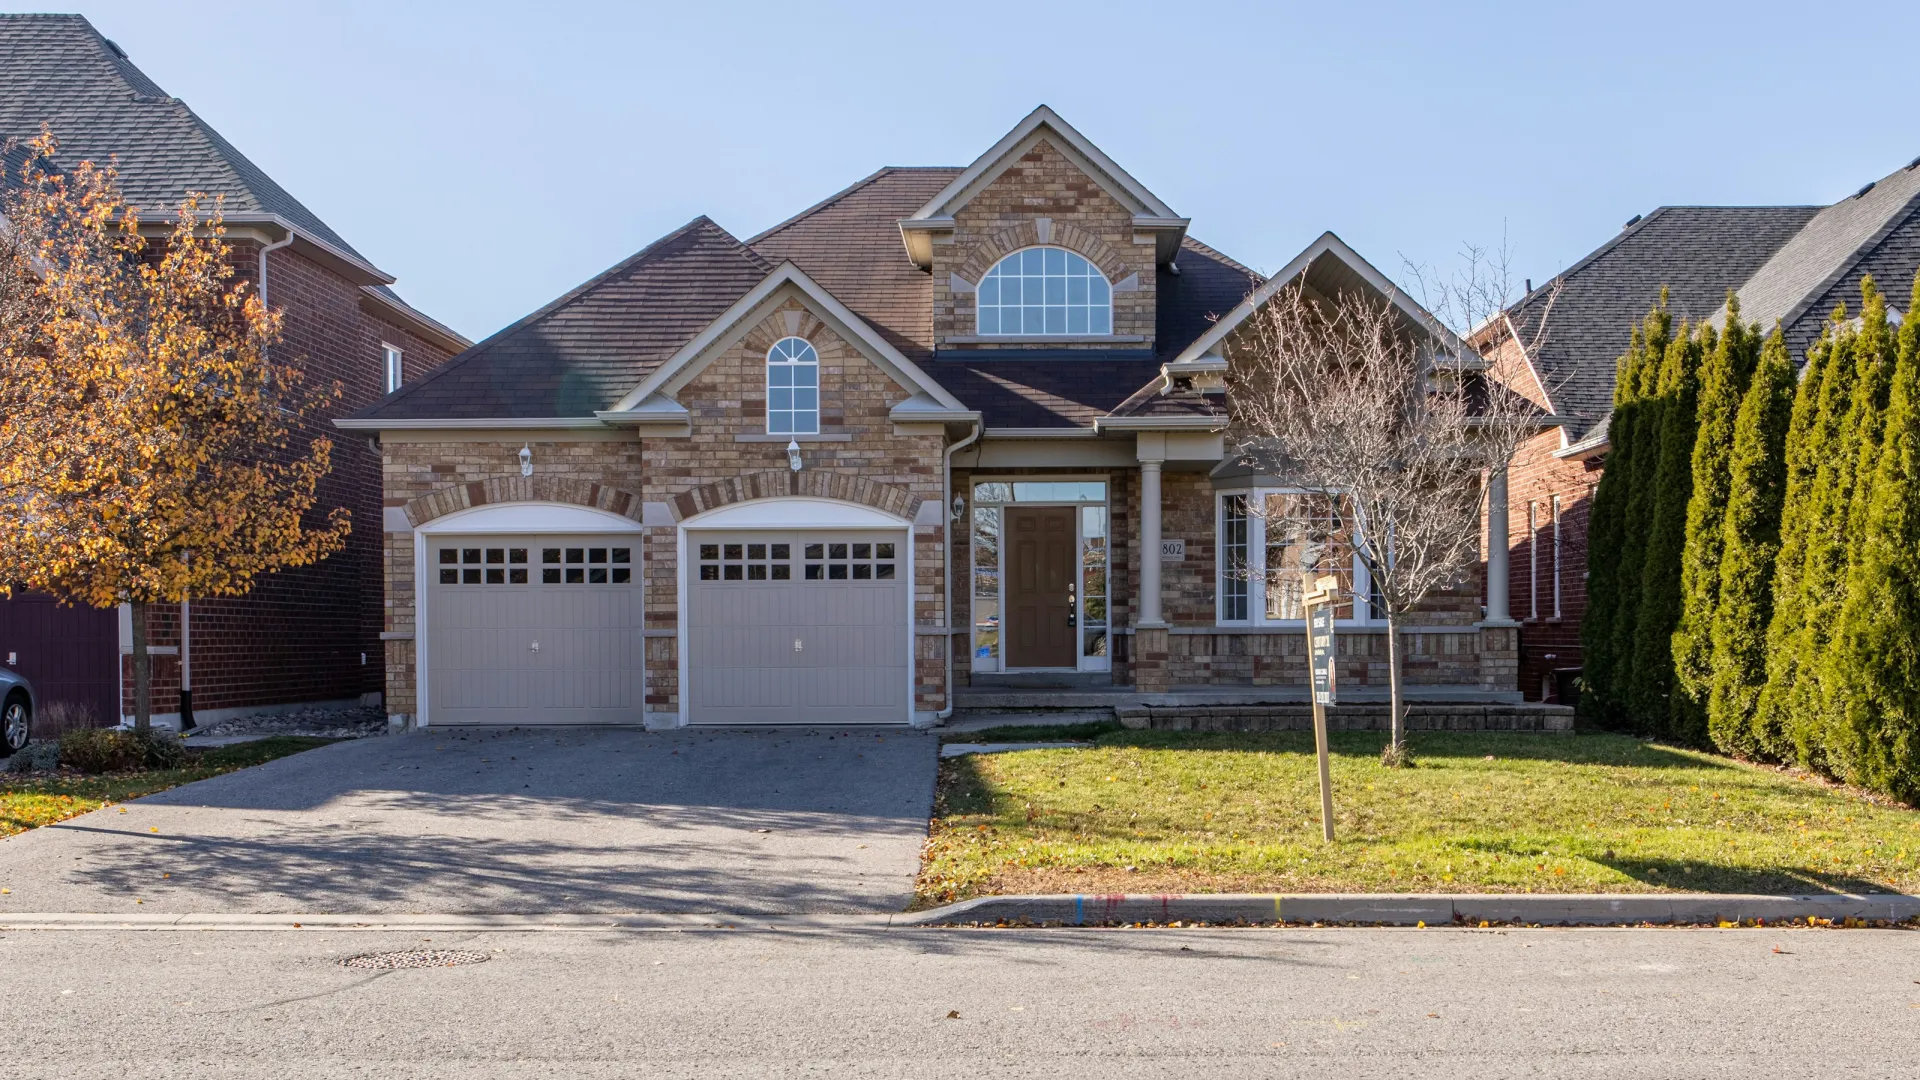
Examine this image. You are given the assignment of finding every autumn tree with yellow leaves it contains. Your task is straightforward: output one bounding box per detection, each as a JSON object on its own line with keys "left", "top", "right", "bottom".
{"left": 0, "top": 133, "right": 349, "bottom": 728}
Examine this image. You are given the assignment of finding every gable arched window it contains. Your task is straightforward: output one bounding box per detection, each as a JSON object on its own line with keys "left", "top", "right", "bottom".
{"left": 978, "top": 247, "right": 1112, "bottom": 336}
{"left": 766, "top": 337, "right": 819, "bottom": 435}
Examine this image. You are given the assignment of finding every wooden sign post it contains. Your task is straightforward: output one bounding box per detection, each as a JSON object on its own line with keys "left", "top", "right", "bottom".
{"left": 1302, "top": 573, "right": 1340, "bottom": 842}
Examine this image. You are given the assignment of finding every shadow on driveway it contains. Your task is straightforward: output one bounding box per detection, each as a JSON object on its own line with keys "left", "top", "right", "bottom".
{"left": 0, "top": 727, "right": 938, "bottom": 915}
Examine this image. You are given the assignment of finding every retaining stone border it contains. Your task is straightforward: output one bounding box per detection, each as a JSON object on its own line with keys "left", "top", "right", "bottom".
{"left": 1117, "top": 703, "right": 1575, "bottom": 734}
{"left": 903, "top": 892, "right": 1920, "bottom": 927}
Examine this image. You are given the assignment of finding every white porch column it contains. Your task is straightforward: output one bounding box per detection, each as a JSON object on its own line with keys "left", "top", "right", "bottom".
{"left": 1485, "top": 467, "right": 1511, "bottom": 623}
{"left": 1139, "top": 456, "right": 1165, "bottom": 627}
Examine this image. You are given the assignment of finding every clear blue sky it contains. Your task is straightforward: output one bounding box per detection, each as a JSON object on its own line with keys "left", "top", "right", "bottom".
{"left": 25, "top": 0, "right": 1919, "bottom": 341}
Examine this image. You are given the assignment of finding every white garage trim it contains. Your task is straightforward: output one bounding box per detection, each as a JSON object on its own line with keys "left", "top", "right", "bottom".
{"left": 675, "top": 496, "right": 915, "bottom": 727}
{"left": 413, "top": 501, "right": 644, "bottom": 728}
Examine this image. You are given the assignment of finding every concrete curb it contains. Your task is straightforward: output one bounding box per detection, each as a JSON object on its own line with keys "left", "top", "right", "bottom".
{"left": 897, "top": 892, "right": 1920, "bottom": 927}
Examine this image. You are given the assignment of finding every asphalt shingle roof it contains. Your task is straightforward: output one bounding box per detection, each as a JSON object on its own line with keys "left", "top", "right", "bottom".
{"left": 357, "top": 217, "right": 772, "bottom": 419}
{"left": 1729, "top": 160, "right": 1920, "bottom": 337}
{"left": 0, "top": 14, "right": 368, "bottom": 264}
{"left": 368, "top": 165, "right": 1261, "bottom": 426}
{"left": 1508, "top": 205, "right": 1819, "bottom": 434}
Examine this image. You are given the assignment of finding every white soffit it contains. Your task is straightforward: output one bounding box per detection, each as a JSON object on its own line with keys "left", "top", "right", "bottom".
{"left": 418, "top": 502, "right": 643, "bottom": 534}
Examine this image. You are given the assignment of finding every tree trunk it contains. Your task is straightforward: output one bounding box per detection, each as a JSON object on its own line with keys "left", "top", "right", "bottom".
{"left": 131, "top": 598, "right": 151, "bottom": 731}
{"left": 1386, "top": 609, "right": 1405, "bottom": 754}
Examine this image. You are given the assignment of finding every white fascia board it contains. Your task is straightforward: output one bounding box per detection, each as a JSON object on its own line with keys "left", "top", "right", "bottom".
{"left": 357, "top": 287, "right": 473, "bottom": 354}
{"left": 889, "top": 395, "right": 980, "bottom": 423}
{"left": 905, "top": 106, "right": 1179, "bottom": 224}
{"left": 609, "top": 262, "right": 969, "bottom": 414}
{"left": 1171, "top": 232, "right": 1470, "bottom": 366}
{"left": 982, "top": 426, "right": 1099, "bottom": 438}
{"left": 597, "top": 394, "right": 691, "bottom": 427}
{"left": 1094, "top": 415, "right": 1226, "bottom": 432}
{"left": 333, "top": 416, "right": 607, "bottom": 432}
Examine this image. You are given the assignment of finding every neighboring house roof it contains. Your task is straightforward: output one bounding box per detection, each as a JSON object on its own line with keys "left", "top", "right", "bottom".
{"left": 355, "top": 217, "right": 773, "bottom": 420}
{"left": 1725, "top": 157, "right": 1920, "bottom": 357}
{"left": 1505, "top": 205, "right": 1819, "bottom": 436}
{"left": 0, "top": 14, "right": 464, "bottom": 350}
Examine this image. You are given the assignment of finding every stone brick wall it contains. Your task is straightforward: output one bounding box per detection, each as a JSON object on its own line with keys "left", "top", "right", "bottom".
{"left": 1507, "top": 425, "right": 1602, "bottom": 701}
{"left": 932, "top": 139, "right": 1157, "bottom": 351}
{"left": 122, "top": 242, "right": 453, "bottom": 720}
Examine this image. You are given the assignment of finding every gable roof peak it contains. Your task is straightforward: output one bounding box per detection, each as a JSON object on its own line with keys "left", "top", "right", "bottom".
{"left": 897, "top": 105, "right": 1186, "bottom": 268}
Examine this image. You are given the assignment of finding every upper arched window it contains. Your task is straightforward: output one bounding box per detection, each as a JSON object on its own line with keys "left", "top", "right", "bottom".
{"left": 977, "top": 247, "right": 1112, "bottom": 336}
{"left": 766, "top": 337, "right": 819, "bottom": 435}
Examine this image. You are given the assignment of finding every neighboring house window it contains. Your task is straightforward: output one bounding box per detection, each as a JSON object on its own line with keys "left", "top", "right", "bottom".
{"left": 1550, "top": 494, "right": 1563, "bottom": 618}
{"left": 766, "top": 337, "right": 819, "bottom": 435}
{"left": 1527, "top": 500, "right": 1539, "bottom": 620}
{"left": 977, "top": 246, "right": 1111, "bottom": 336}
{"left": 1215, "top": 489, "right": 1384, "bottom": 624}
{"left": 382, "top": 344, "right": 404, "bottom": 394}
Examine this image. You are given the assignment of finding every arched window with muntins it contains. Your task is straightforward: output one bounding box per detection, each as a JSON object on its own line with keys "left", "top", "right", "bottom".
{"left": 977, "top": 247, "right": 1112, "bottom": 336}
{"left": 766, "top": 337, "right": 819, "bottom": 435}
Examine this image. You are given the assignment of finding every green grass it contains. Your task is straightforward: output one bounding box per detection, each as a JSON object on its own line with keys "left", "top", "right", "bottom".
{"left": 0, "top": 737, "right": 335, "bottom": 839}
{"left": 918, "top": 730, "right": 1920, "bottom": 907}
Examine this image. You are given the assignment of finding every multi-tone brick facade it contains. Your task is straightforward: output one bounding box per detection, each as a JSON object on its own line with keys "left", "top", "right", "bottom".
{"left": 1504, "top": 426, "right": 1601, "bottom": 701}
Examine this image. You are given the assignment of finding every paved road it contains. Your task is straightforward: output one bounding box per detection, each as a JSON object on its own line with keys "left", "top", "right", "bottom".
{"left": 0, "top": 727, "right": 936, "bottom": 914}
{"left": 1, "top": 926, "right": 1917, "bottom": 1077}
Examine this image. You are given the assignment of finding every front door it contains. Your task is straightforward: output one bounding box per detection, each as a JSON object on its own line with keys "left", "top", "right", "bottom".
{"left": 1004, "top": 507, "right": 1076, "bottom": 668}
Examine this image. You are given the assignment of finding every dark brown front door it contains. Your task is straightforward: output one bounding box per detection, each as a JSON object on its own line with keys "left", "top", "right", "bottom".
{"left": 1005, "top": 507, "right": 1076, "bottom": 668}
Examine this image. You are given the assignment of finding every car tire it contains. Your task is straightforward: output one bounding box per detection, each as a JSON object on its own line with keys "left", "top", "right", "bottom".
{"left": 1, "top": 693, "right": 28, "bottom": 757}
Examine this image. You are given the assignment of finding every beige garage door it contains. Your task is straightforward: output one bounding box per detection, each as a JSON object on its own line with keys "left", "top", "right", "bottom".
{"left": 427, "top": 535, "right": 643, "bottom": 725}
{"left": 688, "top": 531, "right": 909, "bottom": 725}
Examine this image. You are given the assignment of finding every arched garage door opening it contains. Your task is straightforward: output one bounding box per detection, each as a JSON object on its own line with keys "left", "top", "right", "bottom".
{"left": 680, "top": 497, "right": 912, "bottom": 726}
{"left": 417, "top": 502, "right": 643, "bottom": 726}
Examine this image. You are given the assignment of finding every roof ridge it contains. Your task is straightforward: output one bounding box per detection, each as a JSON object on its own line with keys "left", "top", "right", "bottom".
{"left": 363, "top": 216, "right": 753, "bottom": 414}
{"left": 1773, "top": 184, "right": 1920, "bottom": 333}
{"left": 745, "top": 166, "right": 960, "bottom": 247}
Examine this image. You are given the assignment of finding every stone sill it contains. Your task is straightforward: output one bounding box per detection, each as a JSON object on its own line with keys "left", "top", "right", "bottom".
{"left": 733, "top": 433, "right": 854, "bottom": 443}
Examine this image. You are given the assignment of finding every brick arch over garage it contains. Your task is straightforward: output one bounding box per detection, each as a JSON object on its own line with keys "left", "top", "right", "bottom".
{"left": 403, "top": 474, "right": 645, "bottom": 528}
{"left": 670, "top": 470, "right": 921, "bottom": 523}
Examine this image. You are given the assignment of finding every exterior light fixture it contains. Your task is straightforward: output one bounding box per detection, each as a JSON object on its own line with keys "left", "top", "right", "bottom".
{"left": 950, "top": 494, "right": 966, "bottom": 521}
{"left": 787, "top": 438, "right": 803, "bottom": 472}
{"left": 518, "top": 444, "right": 533, "bottom": 477}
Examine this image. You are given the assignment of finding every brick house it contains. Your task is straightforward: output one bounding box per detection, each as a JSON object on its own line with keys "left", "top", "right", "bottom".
{"left": 346, "top": 107, "right": 1521, "bottom": 728}
{"left": 0, "top": 15, "right": 466, "bottom": 726}
{"left": 1486, "top": 155, "right": 1920, "bottom": 701}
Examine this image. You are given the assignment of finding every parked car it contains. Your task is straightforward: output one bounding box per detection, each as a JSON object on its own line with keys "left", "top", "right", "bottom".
{"left": 1, "top": 667, "right": 31, "bottom": 756}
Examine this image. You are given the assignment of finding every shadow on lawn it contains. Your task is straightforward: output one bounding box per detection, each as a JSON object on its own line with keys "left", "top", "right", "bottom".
{"left": 1084, "top": 729, "right": 1737, "bottom": 771}
{"left": 1450, "top": 838, "right": 1893, "bottom": 896}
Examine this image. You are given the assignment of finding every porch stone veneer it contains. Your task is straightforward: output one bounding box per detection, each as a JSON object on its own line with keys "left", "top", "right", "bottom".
{"left": 403, "top": 474, "right": 646, "bottom": 528}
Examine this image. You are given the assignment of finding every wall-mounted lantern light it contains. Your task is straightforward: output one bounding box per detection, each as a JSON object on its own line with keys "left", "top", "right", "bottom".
{"left": 518, "top": 444, "right": 533, "bottom": 477}
{"left": 950, "top": 494, "right": 966, "bottom": 521}
{"left": 787, "top": 438, "right": 803, "bottom": 472}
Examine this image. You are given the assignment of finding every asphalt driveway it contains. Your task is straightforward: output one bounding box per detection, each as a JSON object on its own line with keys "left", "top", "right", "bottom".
{"left": 0, "top": 727, "right": 938, "bottom": 915}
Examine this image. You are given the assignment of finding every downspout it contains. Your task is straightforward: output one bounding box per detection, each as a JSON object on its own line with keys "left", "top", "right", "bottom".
{"left": 257, "top": 227, "right": 295, "bottom": 308}
{"left": 937, "top": 420, "right": 983, "bottom": 723}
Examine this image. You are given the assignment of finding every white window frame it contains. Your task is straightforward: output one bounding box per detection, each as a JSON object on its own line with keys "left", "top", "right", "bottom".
{"left": 976, "top": 246, "right": 1113, "bottom": 337}
{"left": 1527, "top": 500, "right": 1540, "bottom": 621}
{"left": 1214, "top": 487, "right": 1385, "bottom": 627}
{"left": 382, "top": 343, "right": 404, "bottom": 394}
{"left": 766, "top": 337, "right": 820, "bottom": 435}
{"left": 967, "top": 475, "right": 1110, "bottom": 673}
{"left": 1550, "top": 494, "right": 1563, "bottom": 619}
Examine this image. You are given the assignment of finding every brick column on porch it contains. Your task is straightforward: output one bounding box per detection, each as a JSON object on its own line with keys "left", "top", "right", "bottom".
{"left": 1134, "top": 626, "right": 1172, "bottom": 693}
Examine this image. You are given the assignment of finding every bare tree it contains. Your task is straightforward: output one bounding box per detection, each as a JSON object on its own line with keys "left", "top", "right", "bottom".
{"left": 1225, "top": 256, "right": 1550, "bottom": 764}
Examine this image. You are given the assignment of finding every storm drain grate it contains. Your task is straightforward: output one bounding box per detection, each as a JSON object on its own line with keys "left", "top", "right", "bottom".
{"left": 340, "top": 950, "right": 491, "bottom": 970}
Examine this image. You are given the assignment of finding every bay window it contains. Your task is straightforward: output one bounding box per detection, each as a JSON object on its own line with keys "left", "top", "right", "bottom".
{"left": 1216, "top": 489, "right": 1384, "bottom": 624}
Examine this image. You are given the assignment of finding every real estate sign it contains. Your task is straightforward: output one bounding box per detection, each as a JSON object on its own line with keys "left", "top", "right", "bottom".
{"left": 1307, "top": 601, "right": 1336, "bottom": 706}
{"left": 1301, "top": 574, "right": 1340, "bottom": 842}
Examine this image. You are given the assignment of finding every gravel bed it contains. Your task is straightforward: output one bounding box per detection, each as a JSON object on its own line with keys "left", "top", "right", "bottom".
{"left": 190, "top": 704, "right": 388, "bottom": 740}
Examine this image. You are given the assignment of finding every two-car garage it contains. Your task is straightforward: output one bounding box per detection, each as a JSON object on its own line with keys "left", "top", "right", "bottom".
{"left": 416, "top": 501, "right": 912, "bottom": 727}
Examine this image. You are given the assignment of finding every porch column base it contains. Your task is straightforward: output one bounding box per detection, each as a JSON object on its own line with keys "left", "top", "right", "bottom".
{"left": 1478, "top": 623, "right": 1519, "bottom": 692}
{"left": 1134, "top": 625, "right": 1172, "bottom": 693}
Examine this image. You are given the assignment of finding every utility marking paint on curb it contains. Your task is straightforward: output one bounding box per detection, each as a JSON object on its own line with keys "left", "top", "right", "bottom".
{"left": 1074, "top": 896, "right": 1083, "bottom": 926}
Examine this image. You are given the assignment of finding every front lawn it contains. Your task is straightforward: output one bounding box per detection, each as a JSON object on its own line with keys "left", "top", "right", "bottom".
{"left": 918, "top": 730, "right": 1920, "bottom": 907}
{"left": 0, "top": 737, "right": 334, "bottom": 839}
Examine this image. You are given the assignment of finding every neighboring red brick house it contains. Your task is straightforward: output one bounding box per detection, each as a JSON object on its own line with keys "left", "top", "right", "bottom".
{"left": 0, "top": 15, "right": 466, "bottom": 727}
{"left": 345, "top": 107, "right": 1521, "bottom": 729}
{"left": 1486, "top": 155, "right": 1920, "bottom": 700}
